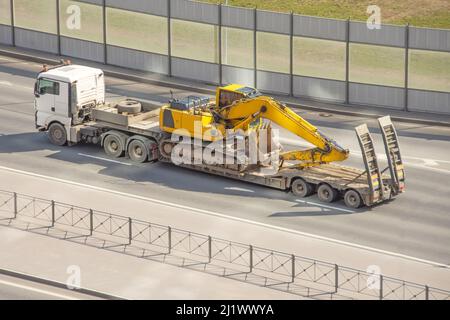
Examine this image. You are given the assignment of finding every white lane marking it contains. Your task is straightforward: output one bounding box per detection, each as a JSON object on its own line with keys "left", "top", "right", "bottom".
{"left": 0, "top": 279, "right": 79, "bottom": 300}
{"left": 77, "top": 153, "right": 132, "bottom": 166}
{"left": 296, "top": 199, "right": 355, "bottom": 213}
{"left": 0, "top": 164, "right": 447, "bottom": 268}
{"left": 0, "top": 80, "right": 32, "bottom": 91}
{"left": 405, "top": 156, "right": 450, "bottom": 165}
{"left": 224, "top": 187, "right": 255, "bottom": 193}
{"left": 423, "top": 159, "right": 439, "bottom": 166}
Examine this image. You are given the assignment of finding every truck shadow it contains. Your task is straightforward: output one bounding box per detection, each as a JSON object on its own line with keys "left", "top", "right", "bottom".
{"left": 0, "top": 132, "right": 369, "bottom": 216}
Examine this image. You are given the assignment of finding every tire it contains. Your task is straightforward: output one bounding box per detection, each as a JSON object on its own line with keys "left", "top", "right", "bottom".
{"left": 159, "top": 140, "right": 174, "bottom": 159}
{"left": 317, "top": 184, "right": 339, "bottom": 203}
{"left": 103, "top": 134, "right": 124, "bottom": 158}
{"left": 117, "top": 100, "right": 141, "bottom": 114}
{"left": 48, "top": 123, "right": 67, "bottom": 146}
{"left": 344, "top": 189, "right": 363, "bottom": 208}
{"left": 128, "top": 139, "right": 148, "bottom": 163}
{"left": 291, "top": 178, "right": 314, "bottom": 198}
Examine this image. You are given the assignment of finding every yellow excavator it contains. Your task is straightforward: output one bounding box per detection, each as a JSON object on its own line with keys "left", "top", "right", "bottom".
{"left": 160, "top": 84, "right": 349, "bottom": 168}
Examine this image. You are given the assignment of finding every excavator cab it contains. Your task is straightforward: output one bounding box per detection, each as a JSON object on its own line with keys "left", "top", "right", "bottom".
{"left": 216, "top": 84, "right": 261, "bottom": 108}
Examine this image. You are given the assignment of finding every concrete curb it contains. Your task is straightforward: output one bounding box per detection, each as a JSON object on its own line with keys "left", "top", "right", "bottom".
{"left": 1, "top": 48, "right": 449, "bottom": 127}
{"left": 0, "top": 267, "right": 126, "bottom": 300}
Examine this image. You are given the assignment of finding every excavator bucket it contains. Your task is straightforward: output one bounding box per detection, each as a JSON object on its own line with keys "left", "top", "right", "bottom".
{"left": 355, "top": 123, "right": 384, "bottom": 204}
{"left": 378, "top": 116, "right": 405, "bottom": 194}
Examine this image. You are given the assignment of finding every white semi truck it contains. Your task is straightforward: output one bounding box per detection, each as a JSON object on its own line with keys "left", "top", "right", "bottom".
{"left": 34, "top": 63, "right": 405, "bottom": 208}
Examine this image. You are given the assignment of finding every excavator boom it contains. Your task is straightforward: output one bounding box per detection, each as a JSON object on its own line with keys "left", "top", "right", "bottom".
{"left": 214, "top": 95, "right": 349, "bottom": 166}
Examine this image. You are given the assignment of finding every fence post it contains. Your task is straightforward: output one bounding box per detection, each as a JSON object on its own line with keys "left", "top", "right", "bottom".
{"left": 167, "top": 0, "right": 172, "bottom": 77}
{"left": 89, "top": 209, "right": 93, "bottom": 236}
{"left": 128, "top": 217, "right": 132, "bottom": 245}
{"left": 56, "top": 0, "right": 61, "bottom": 56}
{"left": 289, "top": 11, "right": 294, "bottom": 97}
{"left": 168, "top": 226, "right": 172, "bottom": 254}
{"left": 249, "top": 245, "right": 253, "bottom": 273}
{"left": 404, "top": 23, "right": 410, "bottom": 112}
{"left": 334, "top": 264, "right": 339, "bottom": 293}
{"left": 291, "top": 254, "right": 295, "bottom": 283}
{"left": 13, "top": 192, "right": 17, "bottom": 218}
{"left": 345, "top": 18, "right": 350, "bottom": 105}
{"left": 51, "top": 200, "right": 55, "bottom": 227}
{"left": 102, "top": 0, "right": 107, "bottom": 64}
{"left": 379, "top": 275, "right": 383, "bottom": 300}
{"left": 253, "top": 7, "right": 257, "bottom": 88}
{"left": 218, "top": 4, "right": 222, "bottom": 86}
{"left": 10, "top": 0, "right": 15, "bottom": 47}
{"left": 425, "top": 285, "right": 429, "bottom": 300}
{"left": 208, "top": 236, "right": 212, "bottom": 263}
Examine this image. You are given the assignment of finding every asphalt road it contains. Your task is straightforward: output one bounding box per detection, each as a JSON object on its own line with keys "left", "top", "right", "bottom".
{"left": 0, "top": 273, "right": 103, "bottom": 300}
{"left": 0, "top": 55, "right": 450, "bottom": 264}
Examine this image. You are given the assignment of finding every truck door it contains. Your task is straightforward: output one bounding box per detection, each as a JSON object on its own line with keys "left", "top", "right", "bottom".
{"left": 35, "top": 78, "right": 69, "bottom": 117}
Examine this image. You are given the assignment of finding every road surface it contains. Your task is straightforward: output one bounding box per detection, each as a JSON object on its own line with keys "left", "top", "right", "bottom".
{"left": 0, "top": 54, "right": 449, "bottom": 266}
{"left": 0, "top": 272, "right": 104, "bottom": 300}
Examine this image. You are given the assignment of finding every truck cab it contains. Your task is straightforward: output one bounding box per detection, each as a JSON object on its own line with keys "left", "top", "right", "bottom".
{"left": 34, "top": 63, "right": 105, "bottom": 145}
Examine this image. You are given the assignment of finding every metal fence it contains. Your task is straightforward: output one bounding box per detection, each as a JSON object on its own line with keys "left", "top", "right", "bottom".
{"left": 1, "top": 189, "right": 449, "bottom": 300}
{"left": 0, "top": 0, "right": 449, "bottom": 114}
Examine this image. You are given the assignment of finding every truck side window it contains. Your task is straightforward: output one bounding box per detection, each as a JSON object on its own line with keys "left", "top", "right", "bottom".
{"left": 39, "top": 79, "right": 60, "bottom": 95}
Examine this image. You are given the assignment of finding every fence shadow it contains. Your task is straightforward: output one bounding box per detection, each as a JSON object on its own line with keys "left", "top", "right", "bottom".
{"left": 0, "top": 216, "right": 353, "bottom": 300}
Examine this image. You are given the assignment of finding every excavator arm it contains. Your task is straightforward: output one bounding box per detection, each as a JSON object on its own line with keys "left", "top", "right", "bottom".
{"left": 215, "top": 96, "right": 349, "bottom": 167}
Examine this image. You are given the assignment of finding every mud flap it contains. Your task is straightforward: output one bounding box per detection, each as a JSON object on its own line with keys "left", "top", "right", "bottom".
{"left": 355, "top": 124, "right": 383, "bottom": 204}
{"left": 378, "top": 116, "right": 406, "bottom": 194}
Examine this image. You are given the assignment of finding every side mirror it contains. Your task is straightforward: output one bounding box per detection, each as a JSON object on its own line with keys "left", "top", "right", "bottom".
{"left": 34, "top": 82, "right": 40, "bottom": 98}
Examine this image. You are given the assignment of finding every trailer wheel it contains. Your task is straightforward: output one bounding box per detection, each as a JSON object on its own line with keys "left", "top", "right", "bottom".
{"left": 344, "top": 189, "right": 362, "bottom": 208}
{"left": 317, "top": 184, "right": 339, "bottom": 203}
{"left": 48, "top": 123, "right": 67, "bottom": 146}
{"left": 128, "top": 139, "right": 148, "bottom": 163}
{"left": 104, "top": 134, "right": 124, "bottom": 158}
{"left": 291, "top": 178, "right": 314, "bottom": 198}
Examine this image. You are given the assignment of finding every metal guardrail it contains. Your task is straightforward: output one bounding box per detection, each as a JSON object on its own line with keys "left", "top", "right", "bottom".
{"left": 0, "top": 189, "right": 449, "bottom": 300}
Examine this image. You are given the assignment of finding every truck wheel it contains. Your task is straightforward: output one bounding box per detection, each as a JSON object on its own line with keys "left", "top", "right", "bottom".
{"left": 344, "top": 189, "right": 362, "bottom": 208}
{"left": 128, "top": 139, "right": 148, "bottom": 163}
{"left": 291, "top": 178, "right": 314, "bottom": 198}
{"left": 117, "top": 100, "right": 141, "bottom": 114}
{"left": 317, "top": 184, "right": 338, "bottom": 203}
{"left": 48, "top": 123, "right": 67, "bottom": 146}
{"left": 104, "top": 134, "right": 123, "bottom": 158}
